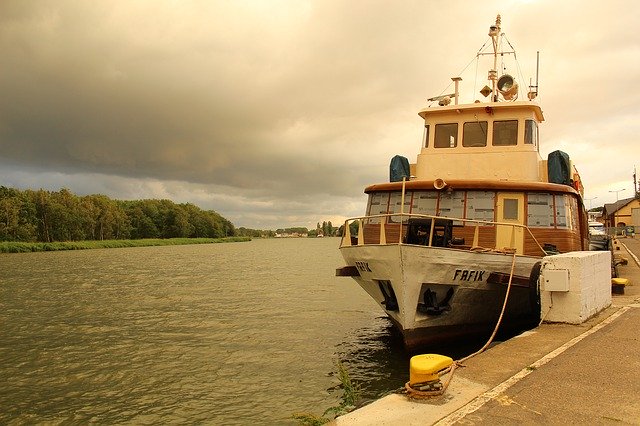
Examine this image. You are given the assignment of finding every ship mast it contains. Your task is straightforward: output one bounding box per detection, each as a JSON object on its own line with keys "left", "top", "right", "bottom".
{"left": 488, "top": 15, "right": 502, "bottom": 102}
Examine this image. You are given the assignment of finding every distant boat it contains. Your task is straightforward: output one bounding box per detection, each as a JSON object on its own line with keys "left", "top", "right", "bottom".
{"left": 336, "top": 16, "right": 588, "bottom": 350}
{"left": 588, "top": 221, "right": 609, "bottom": 251}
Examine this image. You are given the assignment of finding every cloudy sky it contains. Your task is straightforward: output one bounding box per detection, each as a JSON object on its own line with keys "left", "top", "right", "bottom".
{"left": 1, "top": 1, "right": 639, "bottom": 229}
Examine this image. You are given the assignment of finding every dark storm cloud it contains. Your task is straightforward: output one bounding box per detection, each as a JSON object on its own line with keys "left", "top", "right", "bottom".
{"left": 1, "top": 1, "right": 639, "bottom": 228}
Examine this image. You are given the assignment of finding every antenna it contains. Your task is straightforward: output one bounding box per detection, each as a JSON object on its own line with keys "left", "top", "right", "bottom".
{"left": 528, "top": 51, "right": 540, "bottom": 100}
{"left": 536, "top": 50, "right": 540, "bottom": 95}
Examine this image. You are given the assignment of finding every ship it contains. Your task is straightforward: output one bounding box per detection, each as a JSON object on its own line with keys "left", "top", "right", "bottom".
{"left": 336, "top": 16, "right": 588, "bottom": 350}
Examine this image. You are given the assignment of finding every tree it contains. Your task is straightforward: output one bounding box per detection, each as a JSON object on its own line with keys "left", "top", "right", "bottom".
{"left": 0, "top": 187, "right": 236, "bottom": 242}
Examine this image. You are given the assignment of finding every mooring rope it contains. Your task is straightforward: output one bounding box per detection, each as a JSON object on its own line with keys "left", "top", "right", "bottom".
{"left": 405, "top": 250, "right": 518, "bottom": 399}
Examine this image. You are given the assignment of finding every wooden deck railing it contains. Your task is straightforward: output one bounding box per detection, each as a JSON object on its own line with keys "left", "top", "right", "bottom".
{"left": 340, "top": 213, "right": 548, "bottom": 256}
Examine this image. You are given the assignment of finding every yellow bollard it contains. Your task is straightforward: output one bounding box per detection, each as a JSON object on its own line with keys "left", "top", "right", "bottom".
{"left": 409, "top": 354, "right": 453, "bottom": 387}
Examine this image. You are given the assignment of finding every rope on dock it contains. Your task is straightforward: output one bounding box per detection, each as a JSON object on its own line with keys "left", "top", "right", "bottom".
{"left": 405, "top": 250, "right": 518, "bottom": 399}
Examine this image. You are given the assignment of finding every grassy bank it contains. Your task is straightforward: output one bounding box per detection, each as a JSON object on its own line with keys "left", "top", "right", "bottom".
{"left": 0, "top": 237, "right": 251, "bottom": 253}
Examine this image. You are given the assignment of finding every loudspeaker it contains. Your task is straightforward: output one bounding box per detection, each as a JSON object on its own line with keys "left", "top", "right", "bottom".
{"left": 434, "top": 178, "right": 447, "bottom": 190}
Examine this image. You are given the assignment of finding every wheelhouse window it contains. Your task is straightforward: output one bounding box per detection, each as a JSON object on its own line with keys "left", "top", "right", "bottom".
{"left": 422, "top": 124, "right": 430, "bottom": 148}
{"left": 525, "top": 120, "right": 538, "bottom": 146}
{"left": 492, "top": 120, "right": 518, "bottom": 146}
{"left": 463, "top": 121, "right": 488, "bottom": 147}
{"left": 466, "top": 191, "right": 495, "bottom": 222}
{"left": 434, "top": 123, "right": 458, "bottom": 148}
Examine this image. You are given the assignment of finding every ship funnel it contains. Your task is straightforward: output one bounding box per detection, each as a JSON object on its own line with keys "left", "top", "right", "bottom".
{"left": 434, "top": 178, "right": 447, "bottom": 190}
{"left": 497, "top": 74, "right": 518, "bottom": 100}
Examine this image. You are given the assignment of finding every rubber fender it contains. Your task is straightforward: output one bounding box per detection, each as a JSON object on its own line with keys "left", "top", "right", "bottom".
{"left": 529, "top": 261, "right": 542, "bottom": 319}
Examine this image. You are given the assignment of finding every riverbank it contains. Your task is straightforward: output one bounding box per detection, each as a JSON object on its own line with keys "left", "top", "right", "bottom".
{"left": 0, "top": 237, "right": 251, "bottom": 253}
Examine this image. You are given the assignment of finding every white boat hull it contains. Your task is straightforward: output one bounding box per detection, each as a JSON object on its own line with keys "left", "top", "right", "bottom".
{"left": 340, "top": 244, "right": 541, "bottom": 349}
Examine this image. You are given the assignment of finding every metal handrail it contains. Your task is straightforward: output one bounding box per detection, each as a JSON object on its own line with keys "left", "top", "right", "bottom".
{"left": 340, "top": 212, "right": 547, "bottom": 256}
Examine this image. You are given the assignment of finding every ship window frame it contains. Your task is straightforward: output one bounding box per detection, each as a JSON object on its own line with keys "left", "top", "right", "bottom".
{"left": 388, "top": 191, "right": 411, "bottom": 223}
{"left": 366, "top": 192, "right": 390, "bottom": 224}
{"left": 422, "top": 124, "right": 430, "bottom": 148}
{"left": 462, "top": 121, "right": 488, "bottom": 147}
{"left": 466, "top": 191, "right": 495, "bottom": 223}
{"left": 437, "top": 190, "right": 465, "bottom": 225}
{"left": 526, "top": 193, "right": 553, "bottom": 227}
{"left": 434, "top": 123, "right": 458, "bottom": 148}
{"left": 555, "top": 194, "right": 569, "bottom": 229}
{"left": 503, "top": 198, "right": 519, "bottom": 220}
{"left": 525, "top": 119, "right": 538, "bottom": 147}
{"left": 492, "top": 120, "right": 519, "bottom": 146}
{"left": 411, "top": 190, "right": 438, "bottom": 216}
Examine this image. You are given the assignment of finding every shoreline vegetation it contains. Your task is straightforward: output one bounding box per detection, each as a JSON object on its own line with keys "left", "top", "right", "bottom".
{"left": 0, "top": 185, "right": 340, "bottom": 252}
{"left": 0, "top": 237, "right": 251, "bottom": 254}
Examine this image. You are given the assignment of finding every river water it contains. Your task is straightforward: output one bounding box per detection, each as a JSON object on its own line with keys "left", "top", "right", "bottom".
{"left": 0, "top": 238, "right": 412, "bottom": 425}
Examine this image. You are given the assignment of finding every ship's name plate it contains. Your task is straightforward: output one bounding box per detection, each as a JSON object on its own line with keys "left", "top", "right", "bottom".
{"left": 453, "top": 269, "right": 486, "bottom": 282}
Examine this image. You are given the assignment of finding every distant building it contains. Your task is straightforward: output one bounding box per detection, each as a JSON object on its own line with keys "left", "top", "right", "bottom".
{"left": 274, "top": 232, "right": 308, "bottom": 238}
{"left": 602, "top": 197, "right": 640, "bottom": 233}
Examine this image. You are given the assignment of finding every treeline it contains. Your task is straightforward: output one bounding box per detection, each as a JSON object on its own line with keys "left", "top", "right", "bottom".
{"left": 315, "top": 221, "right": 336, "bottom": 237}
{"left": 236, "top": 227, "right": 276, "bottom": 238}
{"left": 0, "top": 186, "right": 235, "bottom": 242}
{"left": 236, "top": 224, "right": 339, "bottom": 238}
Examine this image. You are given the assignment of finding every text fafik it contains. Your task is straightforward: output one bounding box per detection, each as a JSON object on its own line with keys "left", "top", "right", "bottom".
{"left": 453, "top": 269, "right": 485, "bottom": 281}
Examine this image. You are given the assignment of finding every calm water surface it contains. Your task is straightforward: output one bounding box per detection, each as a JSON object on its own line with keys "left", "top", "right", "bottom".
{"left": 0, "top": 238, "right": 410, "bottom": 424}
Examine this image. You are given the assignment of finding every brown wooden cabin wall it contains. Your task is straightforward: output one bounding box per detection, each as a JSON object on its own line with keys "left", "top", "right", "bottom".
{"left": 452, "top": 225, "right": 496, "bottom": 248}
{"left": 363, "top": 223, "right": 405, "bottom": 244}
{"left": 525, "top": 228, "right": 582, "bottom": 255}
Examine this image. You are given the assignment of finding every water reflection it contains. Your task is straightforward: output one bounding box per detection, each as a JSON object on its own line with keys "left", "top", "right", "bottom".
{"left": 332, "top": 315, "right": 534, "bottom": 405}
{"left": 334, "top": 316, "right": 408, "bottom": 401}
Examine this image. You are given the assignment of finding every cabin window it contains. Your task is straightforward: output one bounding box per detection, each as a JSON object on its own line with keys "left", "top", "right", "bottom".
{"left": 367, "top": 192, "right": 390, "bottom": 224}
{"left": 434, "top": 123, "right": 458, "bottom": 148}
{"left": 525, "top": 120, "right": 538, "bottom": 146}
{"left": 503, "top": 199, "right": 519, "bottom": 220}
{"left": 466, "top": 191, "right": 495, "bottom": 222}
{"left": 527, "top": 193, "right": 553, "bottom": 227}
{"left": 569, "top": 197, "right": 579, "bottom": 231}
{"left": 422, "top": 124, "right": 430, "bottom": 148}
{"left": 438, "top": 191, "right": 465, "bottom": 224}
{"left": 463, "top": 121, "right": 488, "bottom": 147}
{"left": 388, "top": 191, "right": 411, "bottom": 223}
{"left": 411, "top": 191, "right": 438, "bottom": 216}
{"left": 555, "top": 195, "right": 569, "bottom": 229}
{"left": 492, "top": 120, "right": 518, "bottom": 146}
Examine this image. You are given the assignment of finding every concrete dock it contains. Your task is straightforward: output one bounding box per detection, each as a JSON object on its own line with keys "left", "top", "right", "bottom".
{"left": 335, "top": 237, "right": 640, "bottom": 425}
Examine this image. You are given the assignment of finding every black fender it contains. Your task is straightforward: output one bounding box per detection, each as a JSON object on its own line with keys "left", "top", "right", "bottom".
{"left": 529, "top": 261, "right": 542, "bottom": 319}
